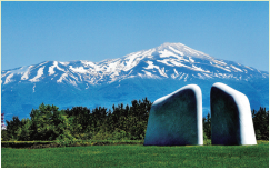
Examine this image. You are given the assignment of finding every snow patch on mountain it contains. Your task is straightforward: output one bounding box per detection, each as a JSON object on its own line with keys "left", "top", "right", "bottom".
{"left": 57, "top": 73, "right": 68, "bottom": 83}
{"left": 21, "top": 66, "right": 33, "bottom": 80}
{"left": 80, "top": 60, "right": 95, "bottom": 67}
{"left": 191, "top": 65, "right": 205, "bottom": 72}
{"left": 142, "top": 70, "right": 153, "bottom": 77}
{"left": 212, "top": 59, "right": 227, "bottom": 65}
{"left": 69, "top": 66, "right": 88, "bottom": 73}
{"left": 32, "top": 83, "right": 36, "bottom": 92}
{"left": 69, "top": 80, "right": 78, "bottom": 87}
{"left": 168, "top": 46, "right": 184, "bottom": 56}
{"left": 59, "top": 61, "right": 70, "bottom": 66}
{"left": 1, "top": 71, "right": 9, "bottom": 79}
{"left": 144, "top": 61, "right": 156, "bottom": 70}
{"left": 38, "top": 61, "right": 49, "bottom": 66}
{"left": 169, "top": 59, "right": 185, "bottom": 67}
{"left": 212, "top": 65, "right": 231, "bottom": 72}
{"left": 30, "top": 66, "right": 45, "bottom": 82}
{"left": 4, "top": 73, "right": 13, "bottom": 84}
{"left": 49, "top": 61, "right": 65, "bottom": 75}
{"left": 171, "top": 69, "right": 180, "bottom": 79}
{"left": 245, "top": 66, "right": 253, "bottom": 71}
{"left": 159, "top": 49, "right": 179, "bottom": 58}
{"left": 10, "top": 66, "right": 29, "bottom": 74}
{"left": 231, "top": 66, "right": 243, "bottom": 72}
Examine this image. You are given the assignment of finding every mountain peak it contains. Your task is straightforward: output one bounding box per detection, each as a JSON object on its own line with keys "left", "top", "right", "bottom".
{"left": 155, "top": 42, "right": 210, "bottom": 59}
{"left": 160, "top": 42, "right": 185, "bottom": 48}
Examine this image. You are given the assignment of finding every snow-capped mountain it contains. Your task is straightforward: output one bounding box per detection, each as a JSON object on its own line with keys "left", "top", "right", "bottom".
{"left": 1, "top": 42, "right": 269, "bottom": 121}
{"left": 2, "top": 42, "right": 267, "bottom": 86}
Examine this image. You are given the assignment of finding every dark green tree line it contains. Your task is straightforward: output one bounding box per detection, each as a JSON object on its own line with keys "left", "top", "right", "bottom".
{"left": 202, "top": 108, "right": 269, "bottom": 141}
{"left": 2, "top": 97, "right": 152, "bottom": 141}
{"left": 2, "top": 101, "right": 268, "bottom": 142}
{"left": 203, "top": 112, "right": 211, "bottom": 140}
{"left": 252, "top": 107, "right": 269, "bottom": 140}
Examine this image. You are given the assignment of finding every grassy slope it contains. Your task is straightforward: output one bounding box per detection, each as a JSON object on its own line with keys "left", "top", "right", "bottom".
{"left": 1, "top": 142, "right": 268, "bottom": 168}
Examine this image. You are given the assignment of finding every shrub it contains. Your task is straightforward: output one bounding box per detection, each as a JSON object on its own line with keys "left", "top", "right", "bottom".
{"left": 1, "top": 130, "right": 10, "bottom": 141}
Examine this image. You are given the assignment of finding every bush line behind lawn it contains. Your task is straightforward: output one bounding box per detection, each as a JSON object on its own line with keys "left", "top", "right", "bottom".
{"left": 1, "top": 139, "right": 145, "bottom": 149}
{"left": 3, "top": 102, "right": 268, "bottom": 143}
{"left": 1, "top": 139, "right": 268, "bottom": 149}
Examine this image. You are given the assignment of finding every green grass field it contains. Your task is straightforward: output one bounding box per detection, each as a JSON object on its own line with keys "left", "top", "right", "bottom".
{"left": 1, "top": 141, "right": 268, "bottom": 168}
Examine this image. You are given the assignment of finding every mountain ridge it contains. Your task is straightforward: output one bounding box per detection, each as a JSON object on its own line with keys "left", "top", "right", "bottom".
{"left": 2, "top": 42, "right": 268, "bottom": 86}
{"left": 1, "top": 42, "right": 269, "bottom": 121}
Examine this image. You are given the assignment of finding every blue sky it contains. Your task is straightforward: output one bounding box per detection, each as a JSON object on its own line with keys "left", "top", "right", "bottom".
{"left": 1, "top": 1, "right": 269, "bottom": 71}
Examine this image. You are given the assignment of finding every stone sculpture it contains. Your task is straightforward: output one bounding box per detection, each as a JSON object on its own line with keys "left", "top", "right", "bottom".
{"left": 143, "top": 84, "right": 203, "bottom": 146}
{"left": 210, "top": 82, "right": 257, "bottom": 145}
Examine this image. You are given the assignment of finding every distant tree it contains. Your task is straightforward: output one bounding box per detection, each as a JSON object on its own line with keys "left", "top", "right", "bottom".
{"left": 17, "top": 118, "right": 32, "bottom": 141}
{"left": 252, "top": 107, "right": 269, "bottom": 140}
{"left": 55, "top": 110, "right": 75, "bottom": 141}
{"left": 29, "top": 103, "right": 61, "bottom": 141}
{"left": 6, "top": 116, "right": 22, "bottom": 140}
{"left": 65, "top": 107, "right": 92, "bottom": 138}
{"left": 1, "top": 129, "right": 10, "bottom": 141}
{"left": 202, "top": 113, "right": 211, "bottom": 140}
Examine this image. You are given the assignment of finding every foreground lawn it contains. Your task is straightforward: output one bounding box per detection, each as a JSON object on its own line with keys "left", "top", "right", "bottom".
{"left": 1, "top": 143, "right": 269, "bottom": 168}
